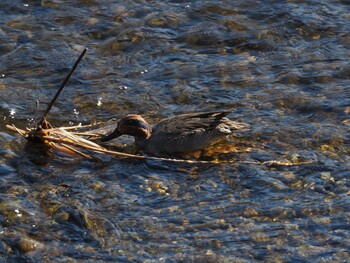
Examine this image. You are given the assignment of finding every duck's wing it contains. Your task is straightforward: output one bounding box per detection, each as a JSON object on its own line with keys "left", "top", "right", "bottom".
{"left": 148, "top": 111, "right": 244, "bottom": 152}
{"left": 153, "top": 111, "right": 231, "bottom": 135}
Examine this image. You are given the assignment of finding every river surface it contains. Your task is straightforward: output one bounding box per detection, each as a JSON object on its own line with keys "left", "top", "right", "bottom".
{"left": 0, "top": 0, "right": 350, "bottom": 262}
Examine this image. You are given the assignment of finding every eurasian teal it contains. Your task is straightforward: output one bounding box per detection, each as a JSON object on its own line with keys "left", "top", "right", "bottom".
{"left": 100, "top": 111, "right": 248, "bottom": 153}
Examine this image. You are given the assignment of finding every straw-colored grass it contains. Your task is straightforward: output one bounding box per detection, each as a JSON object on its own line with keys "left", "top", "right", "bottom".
{"left": 6, "top": 124, "right": 312, "bottom": 166}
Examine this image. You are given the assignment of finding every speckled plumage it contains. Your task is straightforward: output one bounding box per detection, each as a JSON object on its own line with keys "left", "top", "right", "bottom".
{"left": 100, "top": 111, "right": 248, "bottom": 153}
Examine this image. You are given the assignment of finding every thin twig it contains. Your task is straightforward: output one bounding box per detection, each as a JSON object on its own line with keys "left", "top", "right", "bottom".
{"left": 59, "top": 143, "right": 95, "bottom": 160}
{"left": 69, "top": 132, "right": 101, "bottom": 137}
{"left": 54, "top": 128, "right": 104, "bottom": 148}
{"left": 46, "top": 122, "right": 105, "bottom": 131}
{"left": 6, "top": 125, "right": 26, "bottom": 136}
{"left": 12, "top": 125, "right": 26, "bottom": 137}
{"left": 38, "top": 48, "right": 87, "bottom": 126}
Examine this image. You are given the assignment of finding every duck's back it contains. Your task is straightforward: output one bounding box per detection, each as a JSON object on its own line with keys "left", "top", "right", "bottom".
{"left": 138, "top": 111, "right": 247, "bottom": 153}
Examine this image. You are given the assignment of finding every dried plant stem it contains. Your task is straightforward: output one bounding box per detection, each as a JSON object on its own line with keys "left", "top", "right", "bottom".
{"left": 48, "top": 122, "right": 105, "bottom": 131}
{"left": 41, "top": 135, "right": 221, "bottom": 164}
{"left": 6, "top": 124, "right": 313, "bottom": 166}
{"left": 6, "top": 125, "right": 26, "bottom": 135}
{"left": 69, "top": 132, "right": 101, "bottom": 137}
{"left": 38, "top": 48, "right": 87, "bottom": 127}
{"left": 59, "top": 143, "right": 95, "bottom": 160}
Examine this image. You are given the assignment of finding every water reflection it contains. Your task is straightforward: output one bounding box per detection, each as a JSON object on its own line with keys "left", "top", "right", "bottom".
{"left": 0, "top": 0, "right": 350, "bottom": 261}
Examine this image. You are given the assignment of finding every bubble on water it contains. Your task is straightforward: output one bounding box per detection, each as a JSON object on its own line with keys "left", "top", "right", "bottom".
{"left": 97, "top": 97, "right": 102, "bottom": 107}
{"left": 23, "top": 4, "right": 29, "bottom": 7}
{"left": 9, "top": 109, "right": 16, "bottom": 118}
{"left": 118, "top": 85, "right": 128, "bottom": 90}
{"left": 141, "top": 69, "right": 148, "bottom": 74}
{"left": 0, "top": 74, "right": 5, "bottom": 78}
{"left": 73, "top": 109, "right": 79, "bottom": 115}
{"left": 28, "top": 118, "right": 36, "bottom": 126}
{"left": 14, "top": 209, "right": 23, "bottom": 217}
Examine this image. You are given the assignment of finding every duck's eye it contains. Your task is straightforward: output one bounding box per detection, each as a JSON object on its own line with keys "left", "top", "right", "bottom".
{"left": 123, "top": 119, "right": 149, "bottom": 130}
{"left": 123, "top": 119, "right": 141, "bottom": 126}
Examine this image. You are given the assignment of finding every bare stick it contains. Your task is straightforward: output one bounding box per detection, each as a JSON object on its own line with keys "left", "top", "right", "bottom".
{"left": 38, "top": 48, "right": 87, "bottom": 126}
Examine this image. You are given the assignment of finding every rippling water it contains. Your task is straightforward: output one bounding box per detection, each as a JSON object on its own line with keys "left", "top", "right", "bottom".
{"left": 0, "top": 0, "right": 349, "bottom": 262}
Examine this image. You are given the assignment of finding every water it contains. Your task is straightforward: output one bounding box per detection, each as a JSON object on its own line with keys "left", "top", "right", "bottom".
{"left": 1, "top": 0, "right": 349, "bottom": 262}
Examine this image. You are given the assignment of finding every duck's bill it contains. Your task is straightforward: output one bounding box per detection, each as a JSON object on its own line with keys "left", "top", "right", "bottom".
{"left": 100, "top": 130, "right": 122, "bottom": 142}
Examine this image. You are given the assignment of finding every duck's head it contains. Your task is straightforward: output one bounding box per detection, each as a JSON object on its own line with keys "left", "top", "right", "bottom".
{"left": 100, "top": 114, "right": 152, "bottom": 142}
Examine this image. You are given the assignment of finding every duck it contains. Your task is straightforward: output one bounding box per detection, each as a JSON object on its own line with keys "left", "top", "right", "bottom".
{"left": 100, "top": 111, "right": 249, "bottom": 154}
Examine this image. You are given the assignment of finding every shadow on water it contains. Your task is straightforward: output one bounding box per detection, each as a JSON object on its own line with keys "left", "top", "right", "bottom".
{"left": 0, "top": 0, "right": 350, "bottom": 261}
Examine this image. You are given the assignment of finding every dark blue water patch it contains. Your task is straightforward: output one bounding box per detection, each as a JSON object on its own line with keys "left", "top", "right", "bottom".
{"left": 0, "top": 2, "right": 32, "bottom": 16}
{"left": 0, "top": 161, "right": 16, "bottom": 175}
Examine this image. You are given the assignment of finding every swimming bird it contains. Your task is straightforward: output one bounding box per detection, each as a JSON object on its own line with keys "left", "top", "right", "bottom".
{"left": 100, "top": 111, "right": 248, "bottom": 153}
